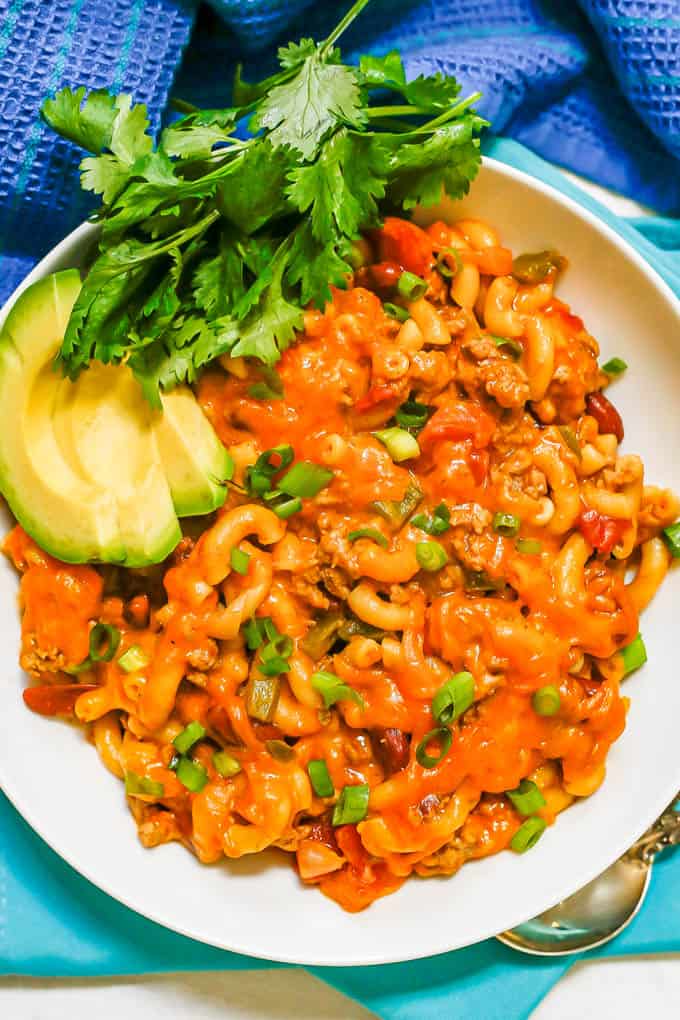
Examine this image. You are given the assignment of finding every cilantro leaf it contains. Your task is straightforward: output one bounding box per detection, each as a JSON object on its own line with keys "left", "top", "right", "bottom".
{"left": 278, "top": 38, "right": 317, "bottom": 69}
{"left": 161, "top": 109, "right": 238, "bottom": 159}
{"left": 286, "top": 220, "right": 353, "bottom": 307}
{"left": 358, "top": 51, "right": 406, "bottom": 87}
{"left": 80, "top": 153, "right": 129, "bottom": 203}
{"left": 253, "top": 56, "right": 365, "bottom": 159}
{"left": 286, "top": 130, "right": 386, "bottom": 246}
{"left": 403, "top": 73, "right": 462, "bottom": 111}
{"left": 230, "top": 242, "right": 303, "bottom": 363}
{"left": 130, "top": 315, "right": 240, "bottom": 407}
{"left": 193, "top": 237, "right": 246, "bottom": 318}
{"left": 385, "top": 117, "right": 483, "bottom": 209}
{"left": 109, "top": 94, "right": 153, "bottom": 164}
{"left": 216, "top": 142, "right": 292, "bottom": 232}
{"left": 41, "top": 87, "right": 119, "bottom": 153}
{"left": 43, "top": 1, "right": 486, "bottom": 407}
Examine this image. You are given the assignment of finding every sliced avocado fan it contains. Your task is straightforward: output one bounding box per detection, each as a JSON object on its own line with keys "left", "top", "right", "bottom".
{"left": 0, "top": 271, "right": 231, "bottom": 565}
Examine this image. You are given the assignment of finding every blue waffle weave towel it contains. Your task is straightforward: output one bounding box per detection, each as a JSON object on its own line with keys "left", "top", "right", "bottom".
{"left": 0, "top": 2, "right": 679, "bottom": 1018}
{"left": 0, "top": 0, "right": 678, "bottom": 303}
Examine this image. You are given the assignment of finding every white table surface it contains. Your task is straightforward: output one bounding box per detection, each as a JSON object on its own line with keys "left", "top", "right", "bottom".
{"left": 2, "top": 172, "right": 678, "bottom": 1020}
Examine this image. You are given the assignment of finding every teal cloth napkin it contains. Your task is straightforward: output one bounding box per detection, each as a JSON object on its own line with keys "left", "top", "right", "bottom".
{"left": 1, "top": 135, "right": 679, "bottom": 1020}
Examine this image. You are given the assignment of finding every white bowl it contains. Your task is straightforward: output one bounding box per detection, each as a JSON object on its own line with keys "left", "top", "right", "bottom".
{"left": 1, "top": 157, "right": 679, "bottom": 967}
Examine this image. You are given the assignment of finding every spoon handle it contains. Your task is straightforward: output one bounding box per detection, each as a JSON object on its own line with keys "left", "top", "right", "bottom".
{"left": 626, "top": 796, "right": 680, "bottom": 864}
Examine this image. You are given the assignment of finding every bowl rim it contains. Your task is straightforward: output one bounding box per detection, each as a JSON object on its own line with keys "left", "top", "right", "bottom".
{"left": 1, "top": 154, "right": 679, "bottom": 967}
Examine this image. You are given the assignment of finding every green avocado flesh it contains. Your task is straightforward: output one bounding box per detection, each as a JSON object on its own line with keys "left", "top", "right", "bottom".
{"left": 0, "top": 270, "right": 231, "bottom": 565}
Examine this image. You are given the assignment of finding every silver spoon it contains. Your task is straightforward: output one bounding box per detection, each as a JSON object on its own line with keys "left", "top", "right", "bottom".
{"left": 497, "top": 797, "right": 680, "bottom": 956}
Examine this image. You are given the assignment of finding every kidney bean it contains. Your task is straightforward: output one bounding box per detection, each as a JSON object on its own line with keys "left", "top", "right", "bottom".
{"left": 368, "top": 261, "right": 404, "bottom": 291}
{"left": 586, "top": 391, "right": 624, "bottom": 442}
{"left": 372, "top": 727, "right": 410, "bottom": 775}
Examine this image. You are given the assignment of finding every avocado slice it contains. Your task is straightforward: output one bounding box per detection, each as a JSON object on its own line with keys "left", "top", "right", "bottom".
{"left": 51, "top": 361, "right": 181, "bottom": 567}
{"left": 0, "top": 269, "right": 231, "bottom": 565}
{"left": 0, "top": 271, "right": 180, "bottom": 565}
{"left": 0, "top": 272, "right": 125, "bottom": 563}
{"left": 156, "top": 386, "right": 231, "bottom": 517}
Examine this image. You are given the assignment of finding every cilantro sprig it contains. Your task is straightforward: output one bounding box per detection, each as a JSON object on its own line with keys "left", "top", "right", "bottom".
{"left": 41, "top": 0, "right": 486, "bottom": 407}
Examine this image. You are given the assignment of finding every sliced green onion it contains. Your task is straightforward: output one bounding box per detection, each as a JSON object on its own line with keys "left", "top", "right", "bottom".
{"left": 265, "top": 739, "right": 295, "bottom": 762}
{"left": 384, "top": 302, "right": 409, "bottom": 322}
{"left": 662, "top": 522, "right": 680, "bottom": 558}
{"left": 258, "top": 444, "right": 294, "bottom": 473}
{"left": 395, "top": 399, "right": 432, "bottom": 431}
{"left": 300, "top": 610, "right": 345, "bottom": 659}
{"left": 416, "top": 540, "right": 448, "bottom": 572}
{"left": 507, "top": 779, "right": 547, "bottom": 816}
{"left": 516, "top": 538, "right": 542, "bottom": 555}
{"left": 230, "top": 547, "right": 250, "bottom": 575}
{"left": 117, "top": 644, "right": 150, "bottom": 673}
{"left": 245, "top": 445, "right": 294, "bottom": 496}
{"left": 277, "top": 461, "right": 334, "bottom": 498}
{"left": 261, "top": 633, "right": 293, "bottom": 661}
{"left": 245, "top": 673, "right": 281, "bottom": 721}
{"left": 415, "top": 726, "right": 452, "bottom": 768}
{"left": 245, "top": 469, "right": 273, "bottom": 497}
{"left": 174, "top": 756, "right": 209, "bottom": 794}
{"left": 173, "top": 720, "right": 207, "bottom": 755}
{"left": 262, "top": 618, "right": 279, "bottom": 642}
{"left": 259, "top": 654, "right": 291, "bottom": 677}
{"left": 310, "top": 670, "right": 365, "bottom": 710}
{"left": 308, "top": 759, "right": 334, "bottom": 798}
{"left": 531, "top": 685, "right": 561, "bottom": 717}
{"left": 621, "top": 633, "right": 647, "bottom": 675}
{"left": 348, "top": 528, "right": 389, "bottom": 548}
{"left": 436, "top": 246, "right": 462, "bottom": 279}
{"left": 397, "top": 270, "right": 428, "bottom": 301}
{"left": 373, "top": 427, "right": 420, "bottom": 463}
{"left": 64, "top": 657, "right": 93, "bottom": 675}
{"left": 492, "top": 335, "right": 522, "bottom": 358}
{"left": 372, "top": 482, "right": 423, "bottom": 527}
{"left": 411, "top": 502, "right": 450, "bottom": 536}
{"left": 558, "top": 426, "right": 581, "bottom": 459}
{"left": 243, "top": 617, "right": 265, "bottom": 651}
{"left": 492, "top": 512, "right": 520, "bottom": 538}
{"left": 213, "top": 750, "right": 242, "bottom": 778}
{"left": 510, "top": 816, "right": 547, "bottom": 853}
{"left": 432, "top": 672, "right": 475, "bottom": 725}
{"left": 125, "top": 771, "right": 165, "bottom": 798}
{"left": 332, "top": 783, "right": 370, "bottom": 826}
{"left": 89, "top": 623, "right": 121, "bottom": 663}
{"left": 602, "top": 357, "right": 627, "bottom": 376}
{"left": 273, "top": 496, "right": 303, "bottom": 519}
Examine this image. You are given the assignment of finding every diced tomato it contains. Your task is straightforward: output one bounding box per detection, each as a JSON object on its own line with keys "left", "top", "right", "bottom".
{"left": 297, "top": 839, "right": 345, "bottom": 881}
{"left": 307, "top": 815, "right": 339, "bottom": 852}
{"left": 419, "top": 402, "right": 496, "bottom": 450}
{"left": 468, "top": 448, "right": 490, "bottom": 485}
{"left": 544, "top": 298, "right": 583, "bottom": 333}
{"left": 335, "top": 824, "right": 374, "bottom": 881}
{"left": 23, "top": 683, "right": 97, "bottom": 717}
{"left": 373, "top": 217, "right": 433, "bottom": 277}
{"left": 469, "top": 246, "right": 514, "bottom": 276}
{"left": 579, "top": 509, "right": 626, "bottom": 555}
{"left": 354, "top": 384, "right": 399, "bottom": 413}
